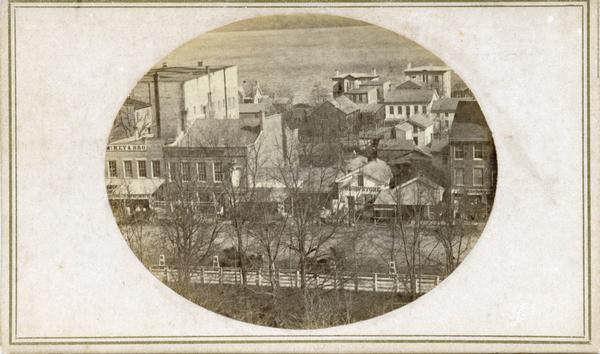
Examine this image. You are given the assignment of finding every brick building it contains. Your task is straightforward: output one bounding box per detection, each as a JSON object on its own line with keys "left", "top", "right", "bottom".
{"left": 302, "top": 95, "right": 360, "bottom": 146}
{"left": 448, "top": 101, "right": 497, "bottom": 218}
{"left": 105, "top": 136, "right": 166, "bottom": 210}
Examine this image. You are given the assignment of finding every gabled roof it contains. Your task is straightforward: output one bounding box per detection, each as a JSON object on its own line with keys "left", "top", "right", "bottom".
{"left": 404, "top": 65, "right": 450, "bottom": 73}
{"left": 430, "top": 138, "right": 449, "bottom": 153}
{"left": 431, "top": 97, "right": 462, "bottom": 112}
{"left": 374, "top": 176, "right": 443, "bottom": 205}
{"left": 359, "top": 126, "right": 392, "bottom": 139}
{"left": 378, "top": 138, "right": 417, "bottom": 151}
{"left": 239, "top": 103, "right": 266, "bottom": 114}
{"left": 326, "top": 95, "right": 360, "bottom": 115}
{"left": 345, "top": 87, "right": 378, "bottom": 94}
{"left": 395, "top": 122, "right": 413, "bottom": 132}
{"left": 396, "top": 79, "right": 427, "bottom": 90}
{"left": 360, "top": 159, "right": 393, "bottom": 184}
{"left": 345, "top": 155, "right": 368, "bottom": 172}
{"left": 171, "top": 118, "right": 261, "bottom": 148}
{"left": 358, "top": 103, "right": 383, "bottom": 114}
{"left": 450, "top": 101, "right": 492, "bottom": 142}
{"left": 408, "top": 114, "right": 434, "bottom": 129}
{"left": 361, "top": 78, "right": 390, "bottom": 86}
{"left": 332, "top": 72, "right": 378, "bottom": 80}
{"left": 124, "top": 97, "right": 152, "bottom": 110}
{"left": 384, "top": 89, "right": 436, "bottom": 104}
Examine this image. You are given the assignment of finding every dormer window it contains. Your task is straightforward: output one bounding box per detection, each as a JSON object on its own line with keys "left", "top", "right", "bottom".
{"left": 358, "top": 174, "right": 364, "bottom": 187}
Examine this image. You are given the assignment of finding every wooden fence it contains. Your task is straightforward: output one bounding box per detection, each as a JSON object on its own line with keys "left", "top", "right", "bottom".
{"left": 150, "top": 266, "right": 441, "bottom": 294}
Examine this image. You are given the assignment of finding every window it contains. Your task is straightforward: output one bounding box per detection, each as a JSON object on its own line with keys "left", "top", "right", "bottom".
{"left": 169, "top": 162, "right": 180, "bottom": 181}
{"left": 123, "top": 161, "right": 133, "bottom": 178}
{"left": 108, "top": 160, "right": 117, "bottom": 177}
{"left": 454, "top": 144, "right": 465, "bottom": 160}
{"left": 197, "top": 162, "right": 207, "bottom": 181}
{"left": 388, "top": 105, "right": 394, "bottom": 115}
{"left": 398, "top": 106, "right": 402, "bottom": 115}
{"left": 152, "top": 160, "right": 161, "bottom": 178}
{"left": 182, "top": 162, "right": 191, "bottom": 182}
{"left": 414, "top": 105, "right": 419, "bottom": 114}
{"left": 357, "top": 174, "right": 364, "bottom": 187}
{"left": 422, "top": 105, "right": 427, "bottom": 113}
{"left": 473, "top": 144, "right": 484, "bottom": 160}
{"left": 454, "top": 168, "right": 465, "bottom": 186}
{"left": 445, "top": 112, "right": 449, "bottom": 117}
{"left": 138, "top": 160, "right": 147, "bottom": 178}
{"left": 213, "top": 162, "right": 223, "bottom": 183}
{"left": 406, "top": 105, "right": 411, "bottom": 117}
{"left": 473, "top": 168, "right": 484, "bottom": 186}
{"left": 434, "top": 75, "right": 440, "bottom": 83}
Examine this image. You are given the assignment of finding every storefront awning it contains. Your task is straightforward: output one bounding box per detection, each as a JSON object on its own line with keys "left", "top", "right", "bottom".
{"left": 106, "top": 178, "right": 165, "bottom": 199}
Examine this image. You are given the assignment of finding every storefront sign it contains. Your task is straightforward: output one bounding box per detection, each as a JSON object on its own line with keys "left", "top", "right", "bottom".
{"left": 107, "top": 144, "right": 147, "bottom": 152}
{"left": 342, "top": 185, "right": 381, "bottom": 194}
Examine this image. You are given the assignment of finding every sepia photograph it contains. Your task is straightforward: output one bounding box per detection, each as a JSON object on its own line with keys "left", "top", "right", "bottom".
{"left": 3, "top": 0, "right": 598, "bottom": 352}
{"left": 105, "top": 14, "right": 497, "bottom": 329}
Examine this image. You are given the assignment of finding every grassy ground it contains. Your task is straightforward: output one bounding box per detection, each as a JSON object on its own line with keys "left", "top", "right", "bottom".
{"left": 168, "top": 282, "right": 416, "bottom": 329}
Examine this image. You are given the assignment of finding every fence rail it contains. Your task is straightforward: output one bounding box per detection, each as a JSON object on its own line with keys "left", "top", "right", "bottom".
{"left": 150, "top": 266, "right": 441, "bottom": 294}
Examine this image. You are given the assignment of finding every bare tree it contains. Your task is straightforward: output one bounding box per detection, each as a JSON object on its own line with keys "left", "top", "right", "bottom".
{"left": 269, "top": 138, "right": 346, "bottom": 290}
{"left": 112, "top": 104, "right": 153, "bottom": 140}
{"left": 108, "top": 183, "right": 154, "bottom": 265}
{"left": 308, "top": 82, "right": 329, "bottom": 106}
{"left": 156, "top": 179, "right": 224, "bottom": 285}
{"left": 374, "top": 180, "right": 442, "bottom": 300}
{"left": 431, "top": 194, "right": 482, "bottom": 276}
{"left": 247, "top": 199, "right": 289, "bottom": 291}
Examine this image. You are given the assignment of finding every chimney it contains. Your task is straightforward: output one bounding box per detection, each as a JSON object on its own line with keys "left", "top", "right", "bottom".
{"left": 197, "top": 61, "right": 203, "bottom": 67}
{"left": 372, "top": 68, "right": 377, "bottom": 76}
{"left": 260, "top": 110, "right": 266, "bottom": 131}
{"left": 153, "top": 71, "right": 161, "bottom": 138}
{"left": 162, "top": 62, "right": 168, "bottom": 68}
{"left": 335, "top": 69, "right": 340, "bottom": 76}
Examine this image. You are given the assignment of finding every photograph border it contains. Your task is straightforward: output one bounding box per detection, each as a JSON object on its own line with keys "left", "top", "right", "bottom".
{"left": 4, "top": 0, "right": 593, "bottom": 346}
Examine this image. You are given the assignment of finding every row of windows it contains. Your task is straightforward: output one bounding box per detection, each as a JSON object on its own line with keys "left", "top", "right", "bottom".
{"left": 387, "top": 105, "right": 427, "bottom": 116}
{"left": 410, "top": 74, "right": 441, "bottom": 84}
{"left": 107, "top": 160, "right": 161, "bottom": 178}
{"left": 167, "top": 161, "right": 223, "bottom": 183}
{"left": 107, "top": 160, "right": 224, "bottom": 183}
{"left": 454, "top": 167, "right": 485, "bottom": 187}
{"left": 453, "top": 143, "right": 488, "bottom": 160}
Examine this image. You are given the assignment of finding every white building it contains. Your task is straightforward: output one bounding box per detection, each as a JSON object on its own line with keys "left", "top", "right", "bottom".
{"left": 407, "top": 114, "right": 434, "bottom": 146}
{"left": 131, "top": 63, "right": 240, "bottom": 140}
{"left": 403, "top": 64, "right": 453, "bottom": 97}
{"left": 335, "top": 156, "right": 393, "bottom": 213}
{"left": 383, "top": 89, "right": 438, "bottom": 122}
{"left": 373, "top": 176, "right": 445, "bottom": 219}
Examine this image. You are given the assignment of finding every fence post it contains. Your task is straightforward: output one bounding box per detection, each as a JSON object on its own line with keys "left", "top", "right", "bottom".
{"left": 435, "top": 276, "right": 440, "bottom": 286}
{"left": 276, "top": 269, "right": 280, "bottom": 287}
{"left": 164, "top": 267, "right": 169, "bottom": 282}
{"left": 200, "top": 267, "right": 205, "bottom": 285}
{"left": 257, "top": 268, "right": 262, "bottom": 287}
{"left": 373, "top": 273, "right": 378, "bottom": 292}
{"left": 295, "top": 270, "right": 300, "bottom": 288}
{"left": 234, "top": 268, "right": 238, "bottom": 286}
{"left": 333, "top": 271, "right": 338, "bottom": 290}
{"left": 354, "top": 274, "right": 358, "bottom": 292}
{"left": 219, "top": 267, "right": 223, "bottom": 285}
{"left": 394, "top": 274, "right": 399, "bottom": 293}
